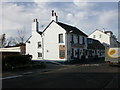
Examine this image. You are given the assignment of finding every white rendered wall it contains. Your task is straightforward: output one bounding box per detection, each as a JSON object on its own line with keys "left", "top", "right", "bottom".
{"left": 43, "top": 22, "right": 66, "bottom": 61}
{"left": 88, "top": 30, "right": 110, "bottom": 46}
{"left": 26, "top": 32, "right": 42, "bottom": 60}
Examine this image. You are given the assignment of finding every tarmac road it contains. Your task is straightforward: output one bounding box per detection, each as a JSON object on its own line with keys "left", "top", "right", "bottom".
{"left": 2, "top": 63, "right": 120, "bottom": 89}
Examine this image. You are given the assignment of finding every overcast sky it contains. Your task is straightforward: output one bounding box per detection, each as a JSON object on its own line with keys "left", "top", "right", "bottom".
{"left": 1, "top": 0, "right": 119, "bottom": 41}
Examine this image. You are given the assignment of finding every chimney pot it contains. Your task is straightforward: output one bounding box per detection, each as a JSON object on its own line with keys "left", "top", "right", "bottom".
{"left": 33, "top": 19, "right": 35, "bottom": 22}
{"left": 52, "top": 10, "right": 54, "bottom": 16}
{"left": 51, "top": 10, "right": 58, "bottom": 22}
{"left": 55, "top": 12, "right": 56, "bottom": 16}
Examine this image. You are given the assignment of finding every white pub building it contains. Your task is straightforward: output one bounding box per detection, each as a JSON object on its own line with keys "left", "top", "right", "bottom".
{"left": 26, "top": 10, "right": 88, "bottom": 62}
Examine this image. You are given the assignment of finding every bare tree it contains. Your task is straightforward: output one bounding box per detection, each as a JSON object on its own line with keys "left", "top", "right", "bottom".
{"left": 6, "top": 37, "right": 17, "bottom": 47}
{"left": 16, "top": 27, "right": 26, "bottom": 44}
{"left": 0, "top": 34, "right": 6, "bottom": 48}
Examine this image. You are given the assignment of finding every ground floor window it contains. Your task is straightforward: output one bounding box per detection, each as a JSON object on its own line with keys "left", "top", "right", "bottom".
{"left": 38, "top": 52, "right": 42, "bottom": 57}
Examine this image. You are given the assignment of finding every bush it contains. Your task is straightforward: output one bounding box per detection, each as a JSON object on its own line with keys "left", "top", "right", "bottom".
{"left": 94, "top": 55, "right": 98, "bottom": 60}
{"left": 81, "top": 55, "right": 86, "bottom": 61}
{"left": 2, "top": 55, "right": 31, "bottom": 70}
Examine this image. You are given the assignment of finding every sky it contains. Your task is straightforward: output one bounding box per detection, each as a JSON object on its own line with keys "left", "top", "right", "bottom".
{"left": 1, "top": 0, "right": 119, "bottom": 41}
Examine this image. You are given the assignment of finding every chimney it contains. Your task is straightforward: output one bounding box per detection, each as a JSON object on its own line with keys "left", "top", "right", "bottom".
{"left": 52, "top": 10, "right": 54, "bottom": 16}
{"left": 51, "top": 10, "right": 58, "bottom": 22}
{"left": 103, "top": 28, "right": 105, "bottom": 32}
{"left": 32, "top": 18, "right": 39, "bottom": 33}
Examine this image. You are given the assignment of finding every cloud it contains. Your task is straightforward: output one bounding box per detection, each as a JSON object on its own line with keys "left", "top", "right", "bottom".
{"left": 99, "top": 10, "right": 118, "bottom": 27}
{"left": 73, "top": 0, "right": 96, "bottom": 10}
{"left": 1, "top": 2, "right": 118, "bottom": 41}
{"left": 2, "top": 3, "right": 32, "bottom": 38}
{"left": 1, "top": 2, "right": 52, "bottom": 39}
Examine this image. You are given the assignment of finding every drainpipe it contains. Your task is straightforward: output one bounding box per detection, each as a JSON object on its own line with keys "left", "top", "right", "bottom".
{"left": 41, "top": 34, "right": 44, "bottom": 60}
{"left": 65, "top": 32, "right": 68, "bottom": 61}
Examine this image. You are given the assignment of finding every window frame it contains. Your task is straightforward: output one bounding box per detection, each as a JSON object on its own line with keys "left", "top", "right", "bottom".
{"left": 77, "top": 35, "right": 79, "bottom": 44}
{"left": 82, "top": 37, "right": 85, "bottom": 44}
{"left": 38, "top": 41, "right": 41, "bottom": 48}
{"left": 38, "top": 52, "right": 42, "bottom": 58}
{"left": 93, "top": 35, "right": 96, "bottom": 38}
{"left": 58, "top": 34, "right": 64, "bottom": 43}
{"left": 99, "top": 34, "right": 102, "bottom": 38}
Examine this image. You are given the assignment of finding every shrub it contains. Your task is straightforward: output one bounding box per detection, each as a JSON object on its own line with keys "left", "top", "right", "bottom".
{"left": 94, "top": 55, "right": 98, "bottom": 60}
{"left": 2, "top": 55, "right": 31, "bottom": 69}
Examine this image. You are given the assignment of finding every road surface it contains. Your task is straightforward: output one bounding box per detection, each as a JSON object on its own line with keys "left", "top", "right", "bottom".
{"left": 2, "top": 63, "right": 120, "bottom": 89}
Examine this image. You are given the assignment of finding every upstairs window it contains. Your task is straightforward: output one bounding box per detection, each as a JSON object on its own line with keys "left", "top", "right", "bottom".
{"left": 82, "top": 37, "right": 85, "bottom": 44}
{"left": 71, "top": 35, "right": 74, "bottom": 43}
{"left": 59, "top": 34, "right": 63, "bottom": 43}
{"left": 38, "top": 41, "right": 41, "bottom": 48}
{"left": 77, "top": 35, "right": 79, "bottom": 44}
{"left": 99, "top": 34, "right": 102, "bottom": 38}
{"left": 93, "top": 35, "right": 96, "bottom": 38}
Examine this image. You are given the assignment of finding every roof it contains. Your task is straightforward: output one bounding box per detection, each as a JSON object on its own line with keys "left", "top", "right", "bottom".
{"left": 87, "top": 38, "right": 105, "bottom": 50}
{"left": 0, "top": 47, "right": 21, "bottom": 52}
{"left": 89, "top": 29, "right": 114, "bottom": 38}
{"left": 25, "top": 35, "right": 32, "bottom": 43}
{"left": 42, "top": 20, "right": 55, "bottom": 33}
{"left": 104, "top": 31, "right": 113, "bottom": 34}
{"left": 42, "top": 21, "right": 87, "bottom": 37}
{"left": 57, "top": 22, "right": 88, "bottom": 37}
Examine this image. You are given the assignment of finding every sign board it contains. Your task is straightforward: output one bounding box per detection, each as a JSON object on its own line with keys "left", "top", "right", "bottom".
{"left": 105, "top": 47, "right": 120, "bottom": 63}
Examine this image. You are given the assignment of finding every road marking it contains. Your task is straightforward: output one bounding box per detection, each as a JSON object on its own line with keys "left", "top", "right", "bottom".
{"left": 1, "top": 71, "right": 33, "bottom": 80}
{"left": 81, "top": 64, "right": 100, "bottom": 66}
{"left": 1, "top": 75, "right": 23, "bottom": 80}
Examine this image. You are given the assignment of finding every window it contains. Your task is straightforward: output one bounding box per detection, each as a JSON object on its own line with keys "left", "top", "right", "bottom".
{"left": 71, "top": 35, "right": 73, "bottom": 43}
{"left": 38, "top": 52, "right": 42, "bottom": 57}
{"left": 99, "top": 34, "right": 102, "bottom": 38}
{"left": 71, "top": 48, "right": 74, "bottom": 59}
{"left": 93, "top": 35, "right": 96, "bottom": 38}
{"left": 38, "top": 42, "right": 41, "bottom": 48}
{"left": 78, "top": 35, "right": 79, "bottom": 44}
{"left": 58, "top": 34, "right": 63, "bottom": 43}
{"left": 82, "top": 37, "right": 85, "bottom": 44}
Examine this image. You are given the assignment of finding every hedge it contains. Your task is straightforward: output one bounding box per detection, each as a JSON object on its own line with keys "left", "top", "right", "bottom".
{"left": 2, "top": 55, "right": 31, "bottom": 70}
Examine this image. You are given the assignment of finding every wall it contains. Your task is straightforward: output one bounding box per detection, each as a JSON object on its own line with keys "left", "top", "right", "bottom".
{"left": 67, "top": 32, "right": 87, "bottom": 60}
{"left": 110, "top": 36, "right": 118, "bottom": 47}
{"left": 26, "top": 32, "right": 42, "bottom": 60}
{"left": 43, "top": 22, "right": 66, "bottom": 61}
{"left": 89, "top": 30, "right": 110, "bottom": 47}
